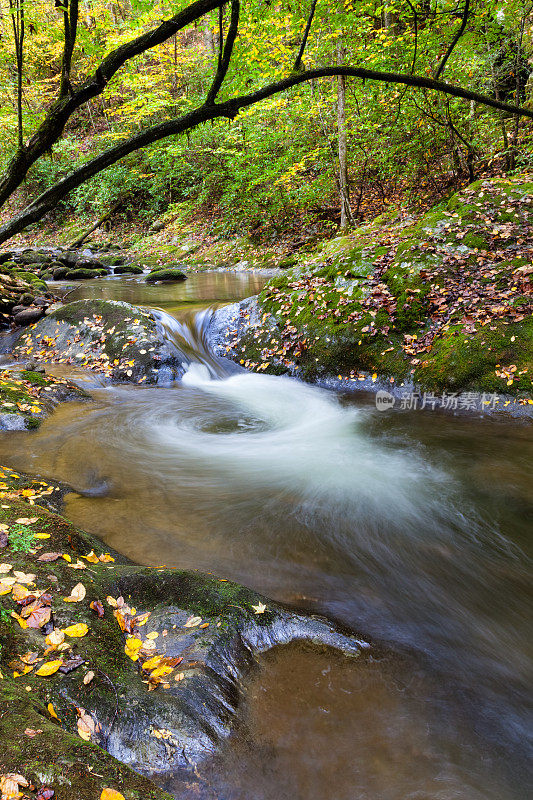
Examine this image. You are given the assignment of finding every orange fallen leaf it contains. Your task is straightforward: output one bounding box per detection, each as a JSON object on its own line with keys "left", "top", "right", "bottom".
{"left": 100, "top": 789, "right": 126, "bottom": 800}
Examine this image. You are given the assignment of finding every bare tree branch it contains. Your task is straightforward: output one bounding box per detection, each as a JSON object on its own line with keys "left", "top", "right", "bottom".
{"left": 206, "top": 0, "right": 240, "bottom": 104}
{"left": 435, "top": 0, "right": 470, "bottom": 79}
{"left": 294, "top": 0, "right": 318, "bottom": 71}
{"left": 1, "top": 60, "right": 533, "bottom": 245}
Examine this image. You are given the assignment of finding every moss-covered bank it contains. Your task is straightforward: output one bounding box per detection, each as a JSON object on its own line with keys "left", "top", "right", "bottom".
{"left": 217, "top": 176, "right": 533, "bottom": 400}
{"left": 0, "top": 368, "right": 87, "bottom": 431}
{"left": 0, "top": 467, "right": 366, "bottom": 799}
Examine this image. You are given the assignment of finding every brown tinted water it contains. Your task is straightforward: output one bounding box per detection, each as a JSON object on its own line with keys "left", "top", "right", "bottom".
{"left": 0, "top": 272, "right": 531, "bottom": 799}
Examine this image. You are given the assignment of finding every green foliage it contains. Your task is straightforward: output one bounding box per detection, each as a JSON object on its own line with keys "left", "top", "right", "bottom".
{"left": 8, "top": 524, "right": 34, "bottom": 553}
{"left": 1, "top": 0, "right": 533, "bottom": 234}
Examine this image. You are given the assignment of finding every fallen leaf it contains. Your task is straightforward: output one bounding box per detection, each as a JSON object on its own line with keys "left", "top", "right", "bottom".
{"left": 90, "top": 599, "right": 105, "bottom": 618}
{"left": 67, "top": 559, "right": 86, "bottom": 570}
{"left": 0, "top": 564, "right": 12, "bottom": 573}
{"left": 184, "top": 615, "right": 202, "bottom": 628}
{"left": 59, "top": 655, "right": 85, "bottom": 674}
{"left": 0, "top": 773, "right": 29, "bottom": 799}
{"left": 25, "top": 602, "right": 51, "bottom": 629}
{"left": 45, "top": 629, "right": 65, "bottom": 647}
{"left": 251, "top": 602, "right": 267, "bottom": 614}
{"left": 63, "top": 582, "right": 86, "bottom": 602}
{"left": 141, "top": 655, "right": 163, "bottom": 671}
{"left": 83, "top": 670, "right": 95, "bottom": 685}
{"left": 100, "top": 789, "right": 126, "bottom": 800}
{"left": 37, "top": 552, "right": 61, "bottom": 562}
{"left": 124, "top": 636, "right": 143, "bottom": 660}
{"left": 24, "top": 728, "right": 43, "bottom": 738}
{"left": 47, "top": 702, "right": 59, "bottom": 720}
{"left": 15, "top": 517, "right": 38, "bottom": 524}
{"left": 63, "top": 623, "right": 88, "bottom": 637}
{"left": 35, "top": 660, "right": 63, "bottom": 676}
{"left": 11, "top": 584, "right": 30, "bottom": 602}
{"left": 36, "top": 787, "right": 54, "bottom": 800}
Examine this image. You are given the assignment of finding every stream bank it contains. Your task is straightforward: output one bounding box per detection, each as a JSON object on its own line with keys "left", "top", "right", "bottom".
{"left": 0, "top": 469, "right": 367, "bottom": 800}
{"left": 210, "top": 176, "right": 533, "bottom": 403}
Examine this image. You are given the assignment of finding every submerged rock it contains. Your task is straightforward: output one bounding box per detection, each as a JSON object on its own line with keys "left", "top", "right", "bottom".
{"left": 11, "top": 298, "right": 186, "bottom": 383}
{"left": 0, "top": 480, "right": 369, "bottom": 796}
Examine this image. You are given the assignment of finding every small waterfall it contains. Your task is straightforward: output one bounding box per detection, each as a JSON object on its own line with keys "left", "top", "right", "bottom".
{"left": 151, "top": 306, "right": 240, "bottom": 380}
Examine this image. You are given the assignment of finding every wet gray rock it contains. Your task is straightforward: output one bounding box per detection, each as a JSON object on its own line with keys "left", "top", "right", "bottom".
{"left": 12, "top": 298, "right": 186, "bottom": 383}
{"left": 53, "top": 566, "right": 369, "bottom": 776}
{"left": 14, "top": 306, "right": 45, "bottom": 326}
{"left": 0, "top": 412, "right": 27, "bottom": 431}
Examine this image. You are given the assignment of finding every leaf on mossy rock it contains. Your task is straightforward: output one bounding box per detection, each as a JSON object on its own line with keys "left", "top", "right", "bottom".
{"left": 63, "top": 622, "right": 88, "bottom": 637}
{"left": 63, "top": 582, "right": 86, "bottom": 602}
{"left": 35, "top": 659, "right": 63, "bottom": 676}
{"left": 100, "top": 789, "right": 126, "bottom": 800}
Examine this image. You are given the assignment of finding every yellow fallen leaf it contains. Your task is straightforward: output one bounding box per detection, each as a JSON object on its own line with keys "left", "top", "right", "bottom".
{"left": 150, "top": 665, "right": 173, "bottom": 679}
{"left": 83, "top": 550, "right": 99, "bottom": 564}
{"left": 142, "top": 655, "right": 163, "bottom": 671}
{"left": 100, "top": 789, "right": 126, "bottom": 800}
{"left": 33, "top": 533, "right": 51, "bottom": 539}
{"left": 99, "top": 553, "right": 115, "bottom": 562}
{"left": 47, "top": 702, "right": 58, "bottom": 719}
{"left": 35, "top": 660, "right": 63, "bottom": 676}
{"left": 145, "top": 631, "right": 159, "bottom": 640}
{"left": 251, "top": 602, "right": 267, "bottom": 614}
{"left": 124, "top": 636, "right": 143, "bottom": 660}
{"left": 62, "top": 554, "right": 72, "bottom": 563}
{"left": 11, "top": 611, "right": 28, "bottom": 629}
{"left": 63, "top": 623, "right": 88, "bottom": 637}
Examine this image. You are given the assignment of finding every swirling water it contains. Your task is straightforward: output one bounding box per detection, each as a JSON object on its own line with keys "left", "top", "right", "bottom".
{"left": 0, "top": 272, "right": 531, "bottom": 799}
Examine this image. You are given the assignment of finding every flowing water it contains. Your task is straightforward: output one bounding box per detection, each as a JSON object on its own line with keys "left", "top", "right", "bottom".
{"left": 1, "top": 271, "right": 532, "bottom": 799}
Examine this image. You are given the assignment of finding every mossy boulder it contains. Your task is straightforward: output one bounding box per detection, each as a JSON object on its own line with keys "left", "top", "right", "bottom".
{"left": 145, "top": 268, "right": 187, "bottom": 283}
{"left": 113, "top": 265, "right": 144, "bottom": 275}
{"left": 8, "top": 270, "right": 48, "bottom": 293}
{"left": 214, "top": 175, "right": 533, "bottom": 400}
{"left": 99, "top": 255, "right": 126, "bottom": 267}
{"left": 0, "top": 368, "right": 87, "bottom": 431}
{"left": 12, "top": 299, "right": 185, "bottom": 384}
{"left": 64, "top": 268, "right": 107, "bottom": 280}
{"left": 0, "top": 470, "right": 367, "bottom": 795}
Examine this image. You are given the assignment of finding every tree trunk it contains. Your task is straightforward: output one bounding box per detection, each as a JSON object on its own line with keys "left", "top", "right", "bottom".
{"left": 336, "top": 41, "right": 352, "bottom": 229}
{"left": 68, "top": 199, "right": 124, "bottom": 248}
